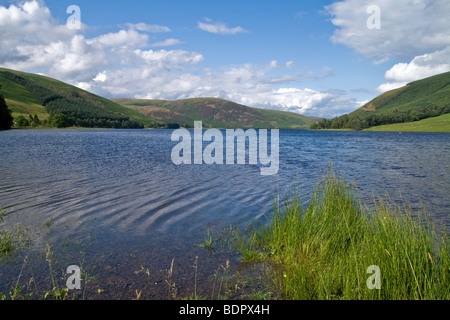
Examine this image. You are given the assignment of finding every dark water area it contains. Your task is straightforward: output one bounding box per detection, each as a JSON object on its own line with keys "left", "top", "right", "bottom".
{"left": 0, "top": 129, "right": 449, "bottom": 299}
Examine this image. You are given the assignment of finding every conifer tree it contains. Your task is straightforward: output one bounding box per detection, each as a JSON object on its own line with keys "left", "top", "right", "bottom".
{"left": 0, "top": 85, "right": 14, "bottom": 130}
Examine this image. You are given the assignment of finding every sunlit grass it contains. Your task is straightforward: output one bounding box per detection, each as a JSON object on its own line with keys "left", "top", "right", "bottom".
{"left": 365, "top": 113, "right": 450, "bottom": 132}
{"left": 234, "top": 169, "right": 450, "bottom": 300}
{"left": 0, "top": 207, "right": 31, "bottom": 259}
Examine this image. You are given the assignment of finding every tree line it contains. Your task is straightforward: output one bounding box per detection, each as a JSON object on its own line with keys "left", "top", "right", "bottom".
{"left": 311, "top": 104, "right": 450, "bottom": 130}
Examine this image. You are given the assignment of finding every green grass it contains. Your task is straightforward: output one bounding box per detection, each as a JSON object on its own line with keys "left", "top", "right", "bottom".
{"left": 0, "top": 208, "right": 31, "bottom": 259}
{"left": 365, "top": 113, "right": 450, "bottom": 132}
{"left": 234, "top": 169, "right": 450, "bottom": 300}
{"left": 0, "top": 208, "right": 15, "bottom": 257}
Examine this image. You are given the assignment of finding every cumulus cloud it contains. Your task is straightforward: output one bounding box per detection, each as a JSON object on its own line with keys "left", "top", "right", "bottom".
{"left": 93, "top": 72, "right": 107, "bottom": 83}
{"left": 0, "top": 0, "right": 359, "bottom": 118}
{"left": 150, "top": 38, "right": 183, "bottom": 47}
{"left": 129, "top": 62, "right": 358, "bottom": 118}
{"left": 376, "top": 82, "right": 407, "bottom": 93}
{"left": 325, "top": 0, "right": 450, "bottom": 60}
{"left": 326, "top": 0, "right": 450, "bottom": 95}
{"left": 286, "top": 61, "right": 295, "bottom": 68}
{"left": 126, "top": 23, "right": 171, "bottom": 33}
{"left": 133, "top": 49, "right": 204, "bottom": 68}
{"left": 244, "top": 88, "right": 364, "bottom": 118}
{"left": 197, "top": 18, "right": 248, "bottom": 35}
{"left": 0, "top": 0, "right": 196, "bottom": 82}
{"left": 0, "top": 0, "right": 76, "bottom": 66}
{"left": 384, "top": 47, "right": 450, "bottom": 82}
{"left": 377, "top": 46, "right": 450, "bottom": 92}
{"left": 87, "top": 30, "right": 148, "bottom": 48}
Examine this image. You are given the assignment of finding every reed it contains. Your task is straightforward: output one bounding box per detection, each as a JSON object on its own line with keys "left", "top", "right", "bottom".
{"left": 235, "top": 169, "right": 450, "bottom": 300}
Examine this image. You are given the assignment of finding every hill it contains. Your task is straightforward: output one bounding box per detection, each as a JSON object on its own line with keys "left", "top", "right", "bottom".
{"left": 311, "top": 71, "right": 450, "bottom": 131}
{"left": 113, "top": 98, "right": 319, "bottom": 129}
{"left": 0, "top": 68, "right": 162, "bottom": 129}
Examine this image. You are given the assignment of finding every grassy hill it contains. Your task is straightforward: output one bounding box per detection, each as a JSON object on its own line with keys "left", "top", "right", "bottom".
{"left": 311, "top": 71, "right": 450, "bottom": 131}
{"left": 0, "top": 68, "right": 162, "bottom": 128}
{"left": 114, "top": 98, "right": 320, "bottom": 129}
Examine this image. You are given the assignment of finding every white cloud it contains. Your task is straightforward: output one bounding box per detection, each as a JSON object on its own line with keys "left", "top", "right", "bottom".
{"left": 0, "top": 0, "right": 51, "bottom": 26}
{"left": 87, "top": 30, "right": 148, "bottom": 48}
{"left": 248, "top": 88, "right": 332, "bottom": 114}
{"left": 0, "top": 1, "right": 185, "bottom": 81}
{"left": 0, "top": 0, "right": 358, "bottom": 118}
{"left": 269, "top": 60, "right": 279, "bottom": 68}
{"left": 326, "top": 0, "right": 450, "bottom": 60}
{"left": 126, "top": 23, "right": 171, "bottom": 33}
{"left": 376, "top": 82, "right": 407, "bottom": 93}
{"left": 76, "top": 82, "right": 91, "bottom": 91}
{"left": 128, "top": 63, "right": 358, "bottom": 118}
{"left": 133, "top": 49, "right": 204, "bottom": 68}
{"left": 242, "top": 88, "right": 364, "bottom": 118}
{"left": 0, "top": 0, "right": 76, "bottom": 63}
{"left": 326, "top": 0, "right": 450, "bottom": 96}
{"left": 377, "top": 46, "right": 450, "bottom": 92}
{"left": 197, "top": 19, "right": 248, "bottom": 35}
{"left": 150, "top": 38, "right": 183, "bottom": 47}
{"left": 384, "top": 47, "right": 450, "bottom": 82}
{"left": 94, "top": 72, "right": 107, "bottom": 82}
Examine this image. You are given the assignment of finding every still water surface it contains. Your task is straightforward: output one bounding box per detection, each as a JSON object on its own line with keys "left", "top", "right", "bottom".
{"left": 0, "top": 129, "right": 449, "bottom": 299}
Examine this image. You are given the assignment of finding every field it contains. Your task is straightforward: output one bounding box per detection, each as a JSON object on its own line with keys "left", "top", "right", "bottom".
{"left": 365, "top": 113, "right": 450, "bottom": 132}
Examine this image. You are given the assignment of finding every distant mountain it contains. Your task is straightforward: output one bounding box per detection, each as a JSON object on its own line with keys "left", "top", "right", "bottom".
{"left": 114, "top": 98, "right": 320, "bottom": 129}
{"left": 0, "top": 68, "right": 161, "bottom": 128}
{"left": 311, "top": 71, "right": 450, "bottom": 131}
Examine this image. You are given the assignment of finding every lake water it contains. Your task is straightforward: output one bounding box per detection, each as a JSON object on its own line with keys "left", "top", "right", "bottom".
{"left": 0, "top": 129, "right": 449, "bottom": 299}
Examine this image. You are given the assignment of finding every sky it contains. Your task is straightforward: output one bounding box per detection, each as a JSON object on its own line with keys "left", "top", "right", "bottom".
{"left": 1, "top": 0, "right": 449, "bottom": 118}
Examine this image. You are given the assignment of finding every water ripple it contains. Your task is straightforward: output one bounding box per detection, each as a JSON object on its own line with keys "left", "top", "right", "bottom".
{"left": 0, "top": 130, "right": 448, "bottom": 246}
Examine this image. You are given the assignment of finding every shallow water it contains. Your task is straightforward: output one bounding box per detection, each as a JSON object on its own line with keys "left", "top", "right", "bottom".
{"left": 0, "top": 129, "right": 449, "bottom": 299}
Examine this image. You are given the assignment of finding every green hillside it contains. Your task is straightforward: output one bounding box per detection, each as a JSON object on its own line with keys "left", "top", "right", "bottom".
{"left": 311, "top": 71, "right": 450, "bottom": 131}
{"left": 114, "top": 98, "right": 319, "bottom": 129}
{"left": 0, "top": 68, "right": 162, "bottom": 129}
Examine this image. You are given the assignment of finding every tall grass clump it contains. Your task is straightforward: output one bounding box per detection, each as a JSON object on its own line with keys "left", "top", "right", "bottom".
{"left": 0, "top": 207, "right": 30, "bottom": 259}
{"left": 236, "top": 169, "right": 449, "bottom": 300}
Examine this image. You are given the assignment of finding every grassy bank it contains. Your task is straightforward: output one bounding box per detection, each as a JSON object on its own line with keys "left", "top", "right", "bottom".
{"left": 364, "top": 113, "right": 450, "bottom": 132}
{"left": 234, "top": 170, "right": 449, "bottom": 300}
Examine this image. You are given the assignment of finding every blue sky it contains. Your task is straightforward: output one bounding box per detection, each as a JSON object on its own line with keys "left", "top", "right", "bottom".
{"left": 1, "top": 0, "right": 450, "bottom": 118}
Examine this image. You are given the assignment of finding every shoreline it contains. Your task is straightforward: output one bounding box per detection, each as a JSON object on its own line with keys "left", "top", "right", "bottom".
{"left": 5, "top": 126, "right": 450, "bottom": 133}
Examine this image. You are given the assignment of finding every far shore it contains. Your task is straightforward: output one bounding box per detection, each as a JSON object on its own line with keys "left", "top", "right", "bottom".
{"left": 5, "top": 124, "right": 450, "bottom": 133}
